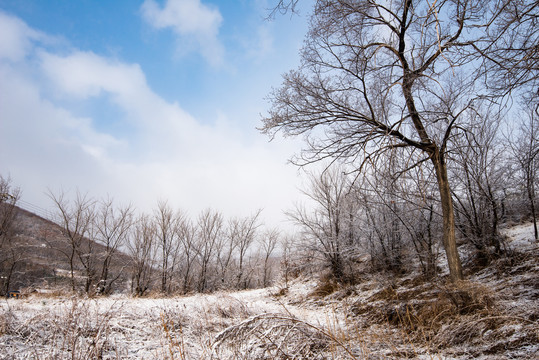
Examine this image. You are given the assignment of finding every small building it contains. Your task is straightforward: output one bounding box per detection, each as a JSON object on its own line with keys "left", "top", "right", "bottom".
{"left": 8, "top": 290, "right": 22, "bottom": 299}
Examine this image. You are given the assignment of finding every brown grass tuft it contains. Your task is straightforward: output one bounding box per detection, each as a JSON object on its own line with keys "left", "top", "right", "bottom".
{"left": 310, "top": 272, "right": 342, "bottom": 297}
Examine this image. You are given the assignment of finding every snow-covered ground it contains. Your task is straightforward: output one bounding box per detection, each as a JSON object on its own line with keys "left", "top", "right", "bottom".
{"left": 0, "top": 283, "right": 339, "bottom": 359}
{"left": 1, "top": 223, "right": 537, "bottom": 359}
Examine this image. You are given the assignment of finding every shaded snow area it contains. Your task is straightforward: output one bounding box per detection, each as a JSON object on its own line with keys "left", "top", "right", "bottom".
{"left": 1, "top": 223, "right": 538, "bottom": 359}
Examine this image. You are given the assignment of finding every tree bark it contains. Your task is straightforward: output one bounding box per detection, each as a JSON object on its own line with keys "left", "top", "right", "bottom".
{"left": 527, "top": 178, "right": 538, "bottom": 241}
{"left": 432, "top": 150, "right": 464, "bottom": 282}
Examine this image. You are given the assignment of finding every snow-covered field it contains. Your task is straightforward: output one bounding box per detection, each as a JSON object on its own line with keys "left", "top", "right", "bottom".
{"left": 1, "top": 223, "right": 537, "bottom": 359}
{"left": 1, "top": 282, "right": 348, "bottom": 359}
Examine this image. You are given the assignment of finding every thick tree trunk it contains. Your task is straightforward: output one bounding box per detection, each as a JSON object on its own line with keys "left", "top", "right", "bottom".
{"left": 432, "top": 151, "right": 464, "bottom": 282}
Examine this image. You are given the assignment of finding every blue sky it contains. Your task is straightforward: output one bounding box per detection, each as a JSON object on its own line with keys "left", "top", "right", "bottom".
{"left": 0, "top": 0, "right": 313, "bottom": 227}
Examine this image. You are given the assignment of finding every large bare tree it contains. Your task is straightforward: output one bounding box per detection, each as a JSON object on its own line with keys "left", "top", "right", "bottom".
{"left": 261, "top": 0, "right": 533, "bottom": 281}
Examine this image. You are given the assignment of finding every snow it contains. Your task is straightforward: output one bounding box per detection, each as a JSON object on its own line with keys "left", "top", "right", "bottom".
{"left": 501, "top": 222, "right": 538, "bottom": 249}
{"left": 1, "top": 223, "right": 537, "bottom": 359}
{"left": 0, "top": 284, "right": 334, "bottom": 359}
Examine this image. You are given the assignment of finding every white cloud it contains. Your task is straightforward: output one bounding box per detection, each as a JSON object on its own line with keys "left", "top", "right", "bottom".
{"left": 0, "top": 11, "right": 45, "bottom": 61}
{"left": 40, "top": 51, "right": 147, "bottom": 99}
{"left": 0, "top": 12, "right": 303, "bottom": 229}
{"left": 141, "top": 0, "right": 224, "bottom": 66}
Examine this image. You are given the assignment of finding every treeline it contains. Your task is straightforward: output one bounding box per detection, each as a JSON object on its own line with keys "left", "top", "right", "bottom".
{"left": 285, "top": 106, "right": 537, "bottom": 282}
{"left": 0, "top": 177, "right": 281, "bottom": 296}
{"left": 261, "top": 0, "right": 538, "bottom": 282}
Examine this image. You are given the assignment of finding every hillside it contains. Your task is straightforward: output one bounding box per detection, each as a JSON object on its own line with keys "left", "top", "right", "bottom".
{"left": 2, "top": 206, "right": 132, "bottom": 293}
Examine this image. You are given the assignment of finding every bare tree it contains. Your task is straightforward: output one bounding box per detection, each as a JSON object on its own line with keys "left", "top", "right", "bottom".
{"left": 279, "top": 234, "right": 302, "bottom": 288}
{"left": 154, "top": 200, "right": 181, "bottom": 294}
{"left": 288, "top": 167, "right": 357, "bottom": 281}
{"left": 408, "top": 203, "right": 440, "bottom": 278}
{"left": 260, "top": 228, "right": 280, "bottom": 287}
{"left": 451, "top": 106, "right": 508, "bottom": 258}
{"left": 216, "top": 219, "right": 238, "bottom": 289}
{"left": 48, "top": 190, "right": 95, "bottom": 292}
{"left": 398, "top": 165, "right": 443, "bottom": 278}
{"left": 361, "top": 166, "right": 408, "bottom": 273}
{"left": 232, "top": 210, "right": 262, "bottom": 289}
{"left": 175, "top": 216, "right": 198, "bottom": 294}
{"left": 196, "top": 208, "right": 224, "bottom": 292}
{"left": 509, "top": 104, "right": 539, "bottom": 240}
{"left": 93, "top": 197, "right": 134, "bottom": 294}
{"left": 128, "top": 214, "right": 156, "bottom": 296}
{"left": 261, "top": 0, "right": 527, "bottom": 281}
{"left": 0, "top": 176, "right": 21, "bottom": 296}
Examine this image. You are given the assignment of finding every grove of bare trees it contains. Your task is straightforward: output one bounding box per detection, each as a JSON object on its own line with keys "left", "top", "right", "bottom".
{"left": 262, "top": 0, "right": 538, "bottom": 282}
{"left": 41, "top": 190, "right": 282, "bottom": 296}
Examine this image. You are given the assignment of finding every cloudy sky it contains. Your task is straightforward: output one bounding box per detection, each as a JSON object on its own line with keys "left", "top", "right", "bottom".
{"left": 0, "top": 0, "right": 313, "bottom": 228}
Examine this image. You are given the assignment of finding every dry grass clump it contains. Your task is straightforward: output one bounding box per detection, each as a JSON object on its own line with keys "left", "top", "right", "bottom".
{"left": 33, "top": 299, "right": 121, "bottom": 359}
{"left": 354, "top": 281, "right": 494, "bottom": 323}
{"left": 212, "top": 313, "right": 358, "bottom": 360}
{"left": 348, "top": 279, "right": 539, "bottom": 357}
{"left": 271, "top": 287, "right": 289, "bottom": 297}
{"left": 160, "top": 312, "right": 188, "bottom": 360}
{"left": 195, "top": 294, "right": 254, "bottom": 335}
{"left": 310, "top": 271, "right": 360, "bottom": 299}
{"left": 311, "top": 277, "right": 340, "bottom": 297}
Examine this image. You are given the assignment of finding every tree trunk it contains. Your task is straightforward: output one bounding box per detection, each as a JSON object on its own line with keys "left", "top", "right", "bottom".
{"left": 527, "top": 177, "right": 538, "bottom": 241}
{"left": 432, "top": 151, "right": 464, "bottom": 282}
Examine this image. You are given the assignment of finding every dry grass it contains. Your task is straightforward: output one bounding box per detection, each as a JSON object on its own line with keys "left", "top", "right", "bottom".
{"left": 0, "top": 297, "right": 124, "bottom": 359}
{"left": 310, "top": 272, "right": 341, "bottom": 297}
{"left": 342, "top": 275, "right": 538, "bottom": 358}
{"left": 212, "top": 313, "right": 359, "bottom": 359}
